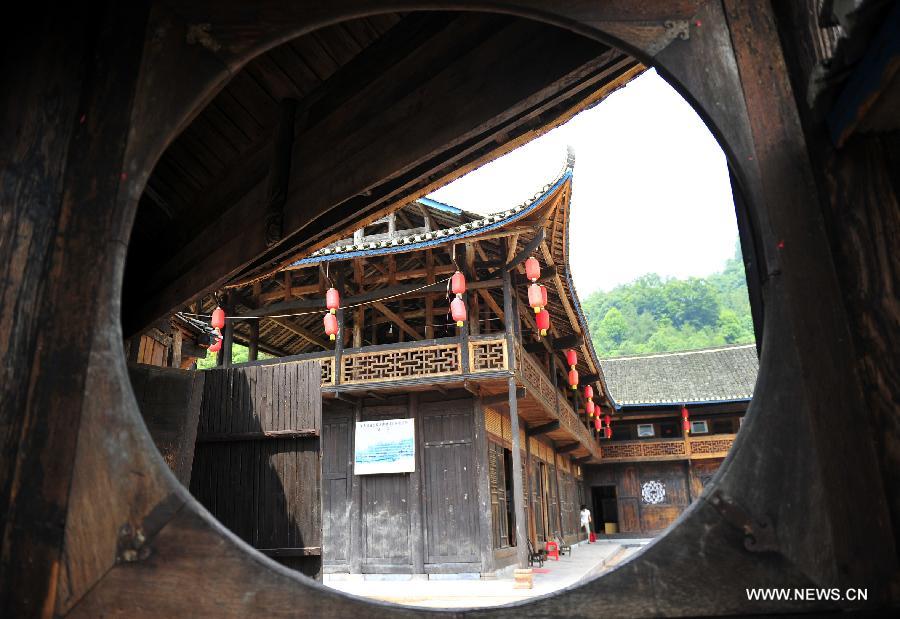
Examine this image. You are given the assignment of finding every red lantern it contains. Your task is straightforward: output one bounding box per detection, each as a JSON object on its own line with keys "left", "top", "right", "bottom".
{"left": 605, "top": 426, "right": 612, "bottom": 439}
{"left": 209, "top": 329, "right": 222, "bottom": 353}
{"left": 583, "top": 385, "right": 594, "bottom": 400}
{"left": 326, "top": 287, "right": 340, "bottom": 314}
{"left": 324, "top": 313, "right": 338, "bottom": 341}
{"left": 540, "top": 284, "right": 548, "bottom": 308}
{"left": 528, "top": 283, "right": 543, "bottom": 313}
{"left": 604, "top": 414, "right": 611, "bottom": 428}
{"left": 681, "top": 405, "right": 690, "bottom": 435}
{"left": 451, "top": 270, "right": 467, "bottom": 296}
{"left": 586, "top": 399, "right": 595, "bottom": 417}
{"left": 525, "top": 256, "right": 541, "bottom": 282}
{"left": 594, "top": 416, "right": 602, "bottom": 431}
{"left": 536, "top": 309, "right": 550, "bottom": 336}
{"left": 565, "top": 349, "right": 578, "bottom": 368}
{"left": 451, "top": 297, "right": 467, "bottom": 327}
{"left": 211, "top": 306, "right": 225, "bottom": 329}
{"left": 568, "top": 368, "right": 578, "bottom": 390}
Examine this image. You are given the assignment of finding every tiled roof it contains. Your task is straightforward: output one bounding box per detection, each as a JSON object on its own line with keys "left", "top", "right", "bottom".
{"left": 600, "top": 344, "right": 758, "bottom": 407}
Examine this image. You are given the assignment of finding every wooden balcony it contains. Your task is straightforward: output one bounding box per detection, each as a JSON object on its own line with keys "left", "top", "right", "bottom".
{"left": 246, "top": 335, "right": 602, "bottom": 459}
{"left": 598, "top": 434, "right": 737, "bottom": 463}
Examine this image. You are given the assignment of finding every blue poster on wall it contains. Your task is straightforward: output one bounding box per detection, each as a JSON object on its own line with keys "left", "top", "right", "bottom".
{"left": 354, "top": 418, "right": 416, "bottom": 475}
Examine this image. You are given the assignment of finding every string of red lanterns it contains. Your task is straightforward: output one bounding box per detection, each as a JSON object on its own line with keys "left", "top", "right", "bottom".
{"left": 565, "top": 348, "right": 578, "bottom": 390}
{"left": 604, "top": 414, "right": 612, "bottom": 439}
{"left": 450, "top": 270, "right": 467, "bottom": 327}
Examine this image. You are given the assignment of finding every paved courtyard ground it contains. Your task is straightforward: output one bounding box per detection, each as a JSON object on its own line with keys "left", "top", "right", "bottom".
{"left": 324, "top": 539, "right": 650, "bottom": 608}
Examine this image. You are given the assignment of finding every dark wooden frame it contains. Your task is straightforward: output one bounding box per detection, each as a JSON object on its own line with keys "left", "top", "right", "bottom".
{"left": 1, "top": 1, "right": 894, "bottom": 616}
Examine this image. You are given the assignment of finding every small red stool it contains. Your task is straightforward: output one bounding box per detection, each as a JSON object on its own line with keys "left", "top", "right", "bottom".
{"left": 545, "top": 540, "right": 559, "bottom": 561}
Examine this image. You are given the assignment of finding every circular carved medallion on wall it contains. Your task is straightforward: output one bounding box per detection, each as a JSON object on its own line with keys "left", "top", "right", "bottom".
{"left": 641, "top": 480, "right": 666, "bottom": 505}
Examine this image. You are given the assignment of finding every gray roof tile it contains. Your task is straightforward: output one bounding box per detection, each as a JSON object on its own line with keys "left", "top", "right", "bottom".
{"left": 600, "top": 344, "right": 758, "bottom": 406}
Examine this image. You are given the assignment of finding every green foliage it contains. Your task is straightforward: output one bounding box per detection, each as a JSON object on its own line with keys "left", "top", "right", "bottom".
{"left": 584, "top": 239, "right": 755, "bottom": 357}
{"left": 196, "top": 342, "right": 272, "bottom": 370}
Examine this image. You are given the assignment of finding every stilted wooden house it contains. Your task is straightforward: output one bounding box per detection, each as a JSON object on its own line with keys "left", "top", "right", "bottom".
{"left": 186, "top": 156, "right": 622, "bottom": 578}
{"left": 585, "top": 344, "right": 758, "bottom": 537}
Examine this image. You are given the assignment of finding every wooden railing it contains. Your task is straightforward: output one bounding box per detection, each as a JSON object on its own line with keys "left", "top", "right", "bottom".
{"left": 599, "top": 434, "right": 737, "bottom": 462}
{"left": 515, "top": 345, "right": 602, "bottom": 460}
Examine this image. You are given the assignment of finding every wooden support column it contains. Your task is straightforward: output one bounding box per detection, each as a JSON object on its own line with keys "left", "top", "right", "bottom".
{"left": 503, "top": 265, "right": 527, "bottom": 568}
{"left": 524, "top": 426, "right": 534, "bottom": 545}
{"left": 472, "top": 395, "right": 494, "bottom": 574}
{"left": 171, "top": 327, "right": 183, "bottom": 369}
{"left": 349, "top": 399, "right": 363, "bottom": 574}
{"left": 465, "top": 242, "right": 479, "bottom": 336}
{"left": 352, "top": 306, "right": 363, "bottom": 349}
{"left": 248, "top": 320, "right": 259, "bottom": 362}
{"left": 552, "top": 451, "right": 564, "bottom": 537}
{"left": 334, "top": 271, "right": 345, "bottom": 385}
{"left": 408, "top": 393, "right": 425, "bottom": 574}
{"left": 424, "top": 249, "right": 435, "bottom": 339}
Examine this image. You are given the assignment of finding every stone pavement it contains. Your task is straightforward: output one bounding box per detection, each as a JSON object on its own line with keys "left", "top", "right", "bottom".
{"left": 324, "top": 539, "right": 650, "bottom": 608}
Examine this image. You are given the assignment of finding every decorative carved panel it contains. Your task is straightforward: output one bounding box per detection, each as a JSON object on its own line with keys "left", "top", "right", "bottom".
{"left": 689, "top": 437, "right": 734, "bottom": 456}
{"left": 469, "top": 339, "right": 507, "bottom": 372}
{"left": 319, "top": 358, "right": 334, "bottom": 386}
{"left": 341, "top": 344, "right": 460, "bottom": 384}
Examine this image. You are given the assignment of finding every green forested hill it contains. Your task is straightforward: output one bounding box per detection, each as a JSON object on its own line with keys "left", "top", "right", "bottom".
{"left": 583, "top": 240, "right": 755, "bottom": 357}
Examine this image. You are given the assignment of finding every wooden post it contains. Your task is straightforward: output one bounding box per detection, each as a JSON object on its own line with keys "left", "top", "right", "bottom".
{"left": 524, "top": 428, "right": 534, "bottom": 545}
{"left": 425, "top": 249, "right": 435, "bottom": 339}
{"left": 171, "top": 326, "right": 183, "bottom": 369}
{"left": 552, "top": 451, "right": 564, "bottom": 538}
{"left": 503, "top": 265, "right": 527, "bottom": 568}
{"left": 353, "top": 306, "right": 363, "bottom": 349}
{"left": 408, "top": 393, "right": 425, "bottom": 574}
{"left": 472, "top": 396, "right": 494, "bottom": 574}
{"left": 334, "top": 271, "right": 345, "bottom": 385}
{"left": 349, "top": 399, "right": 363, "bottom": 574}
{"left": 248, "top": 320, "right": 259, "bottom": 362}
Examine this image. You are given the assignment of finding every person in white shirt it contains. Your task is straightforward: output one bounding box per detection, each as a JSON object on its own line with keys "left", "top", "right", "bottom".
{"left": 580, "top": 504, "right": 592, "bottom": 542}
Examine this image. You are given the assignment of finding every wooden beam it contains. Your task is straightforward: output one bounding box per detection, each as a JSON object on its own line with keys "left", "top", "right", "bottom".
{"left": 371, "top": 301, "right": 421, "bottom": 341}
{"left": 573, "top": 455, "right": 594, "bottom": 465}
{"left": 550, "top": 333, "right": 584, "bottom": 350}
{"left": 478, "top": 289, "right": 505, "bottom": 323}
{"left": 557, "top": 442, "right": 581, "bottom": 454}
{"left": 263, "top": 99, "right": 298, "bottom": 247}
{"left": 482, "top": 388, "right": 526, "bottom": 407}
{"left": 540, "top": 241, "right": 581, "bottom": 334}
{"left": 526, "top": 420, "right": 560, "bottom": 437}
{"left": 503, "top": 228, "right": 545, "bottom": 271}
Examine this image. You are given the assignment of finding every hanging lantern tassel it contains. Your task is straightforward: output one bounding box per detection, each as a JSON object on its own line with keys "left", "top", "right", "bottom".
{"left": 681, "top": 405, "right": 690, "bottom": 435}
{"left": 211, "top": 306, "right": 226, "bottom": 329}
{"left": 326, "top": 287, "right": 341, "bottom": 315}
{"left": 568, "top": 367, "right": 579, "bottom": 390}
{"left": 525, "top": 256, "right": 541, "bottom": 282}
{"left": 451, "top": 296, "right": 467, "bottom": 328}
{"left": 536, "top": 309, "right": 550, "bottom": 337}
{"left": 324, "top": 313, "right": 338, "bottom": 341}
{"left": 209, "top": 329, "right": 222, "bottom": 353}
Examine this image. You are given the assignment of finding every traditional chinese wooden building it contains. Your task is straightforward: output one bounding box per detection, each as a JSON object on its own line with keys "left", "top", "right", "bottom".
{"left": 585, "top": 344, "right": 758, "bottom": 537}
{"left": 185, "top": 156, "right": 622, "bottom": 578}
{"left": 6, "top": 2, "right": 899, "bottom": 616}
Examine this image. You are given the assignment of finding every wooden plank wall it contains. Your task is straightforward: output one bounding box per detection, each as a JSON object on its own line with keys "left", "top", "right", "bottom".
{"left": 322, "top": 392, "right": 481, "bottom": 574}
{"left": 584, "top": 460, "right": 714, "bottom": 536}
{"left": 190, "top": 361, "right": 322, "bottom": 578}
{"left": 128, "top": 364, "right": 205, "bottom": 486}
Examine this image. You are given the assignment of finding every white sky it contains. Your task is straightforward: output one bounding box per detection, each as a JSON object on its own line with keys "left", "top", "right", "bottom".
{"left": 428, "top": 69, "right": 738, "bottom": 294}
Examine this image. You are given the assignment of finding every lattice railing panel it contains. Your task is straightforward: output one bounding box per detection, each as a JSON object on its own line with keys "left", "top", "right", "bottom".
{"left": 689, "top": 436, "right": 735, "bottom": 455}
{"left": 601, "top": 442, "right": 644, "bottom": 459}
{"left": 319, "top": 357, "right": 334, "bottom": 386}
{"left": 341, "top": 344, "right": 460, "bottom": 384}
{"left": 470, "top": 338, "right": 507, "bottom": 372}
{"left": 643, "top": 441, "right": 686, "bottom": 457}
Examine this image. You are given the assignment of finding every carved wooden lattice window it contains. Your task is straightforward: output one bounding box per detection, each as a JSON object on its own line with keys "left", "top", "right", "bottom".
{"left": 341, "top": 344, "right": 460, "bottom": 384}
{"left": 642, "top": 441, "right": 686, "bottom": 457}
{"left": 488, "top": 440, "right": 510, "bottom": 549}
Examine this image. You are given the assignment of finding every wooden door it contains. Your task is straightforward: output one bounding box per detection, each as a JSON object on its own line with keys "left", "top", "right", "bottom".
{"left": 488, "top": 441, "right": 509, "bottom": 548}
{"left": 421, "top": 399, "right": 478, "bottom": 566}
{"left": 531, "top": 460, "right": 545, "bottom": 541}
{"left": 190, "top": 361, "right": 322, "bottom": 578}
{"left": 617, "top": 466, "right": 641, "bottom": 534}
{"left": 322, "top": 403, "right": 353, "bottom": 570}
{"left": 360, "top": 403, "right": 411, "bottom": 571}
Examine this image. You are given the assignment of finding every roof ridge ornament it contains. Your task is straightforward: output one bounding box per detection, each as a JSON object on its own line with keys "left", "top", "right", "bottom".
{"left": 565, "top": 144, "right": 576, "bottom": 170}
